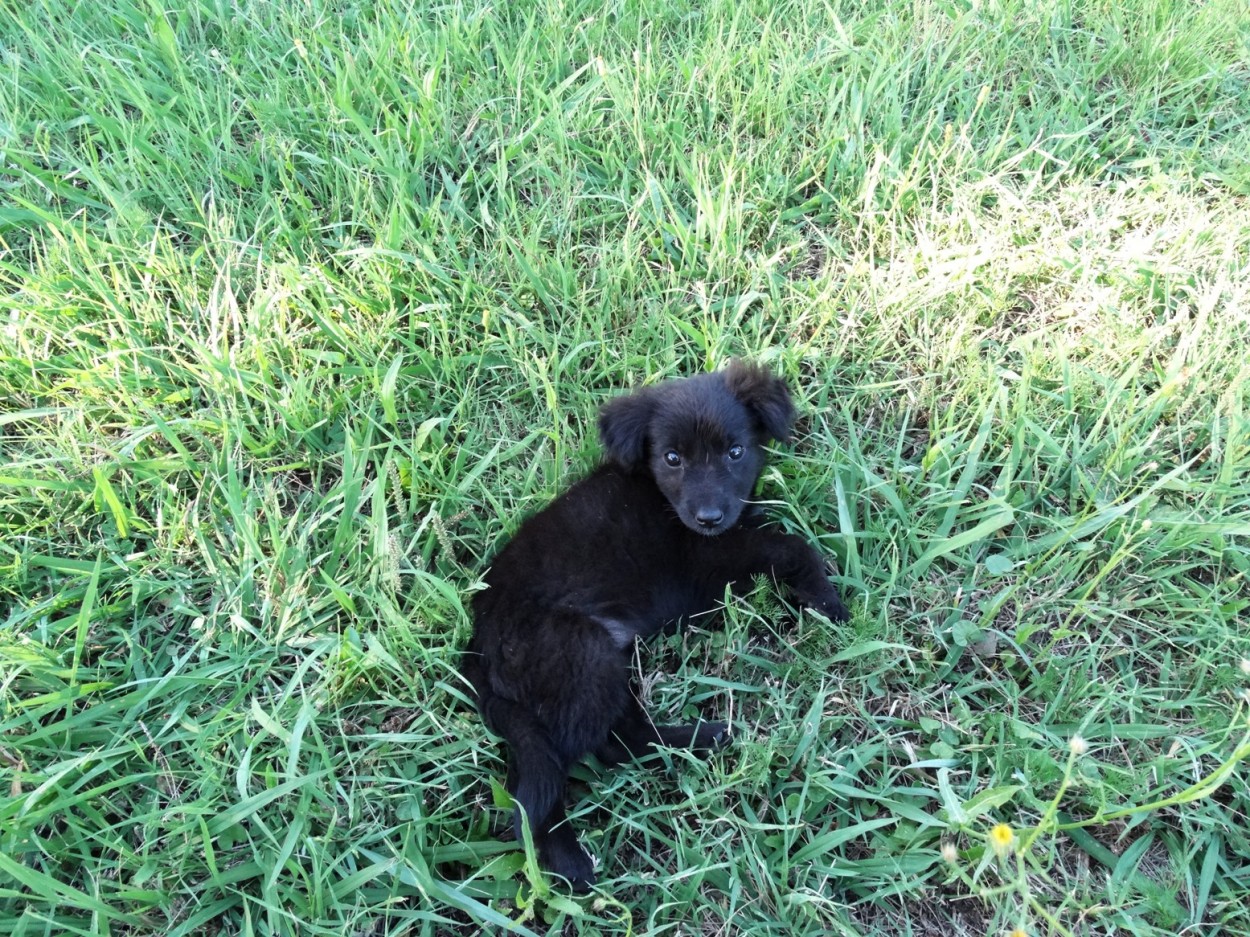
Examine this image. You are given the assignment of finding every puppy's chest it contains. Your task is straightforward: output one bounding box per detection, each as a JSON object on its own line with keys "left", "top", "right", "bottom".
{"left": 589, "top": 571, "right": 714, "bottom": 644}
{"left": 589, "top": 587, "right": 708, "bottom": 648}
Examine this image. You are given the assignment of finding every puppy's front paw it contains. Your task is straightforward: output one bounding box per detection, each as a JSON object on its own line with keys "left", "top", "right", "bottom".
{"left": 693, "top": 720, "right": 731, "bottom": 752}
{"left": 795, "top": 582, "right": 850, "bottom": 623}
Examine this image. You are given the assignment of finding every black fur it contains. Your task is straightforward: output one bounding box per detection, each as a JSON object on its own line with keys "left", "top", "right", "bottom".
{"left": 464, "top": 361, "right": 848, "bottom": 889}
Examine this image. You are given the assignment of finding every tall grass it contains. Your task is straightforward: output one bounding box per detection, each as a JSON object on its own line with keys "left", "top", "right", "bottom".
{"left": 2, "top": 0, "right": 1248, "bottom": 933}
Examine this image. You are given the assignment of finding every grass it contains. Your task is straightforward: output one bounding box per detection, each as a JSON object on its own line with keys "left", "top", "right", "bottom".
{"left": 2, "top": 0, "right": 1249, "bottom": 933}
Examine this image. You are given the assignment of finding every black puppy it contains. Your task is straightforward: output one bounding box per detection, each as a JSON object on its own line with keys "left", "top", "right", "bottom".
{"left": 464, "top": 361, "right": 848, "bottom": 889}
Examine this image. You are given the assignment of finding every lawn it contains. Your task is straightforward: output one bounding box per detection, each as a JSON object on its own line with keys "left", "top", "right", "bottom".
{"left": 2, "top": 0, "right": 1249, "bottom": 934}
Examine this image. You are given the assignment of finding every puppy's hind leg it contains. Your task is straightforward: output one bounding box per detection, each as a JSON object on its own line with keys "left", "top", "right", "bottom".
{"left": 595, "top": 696, "right": 730, "bottom": 765}
{"left": 478, "top": 696, "right": 596, "bottom": 890}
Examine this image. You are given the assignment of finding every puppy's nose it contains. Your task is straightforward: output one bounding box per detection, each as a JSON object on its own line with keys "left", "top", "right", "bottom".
{"left": 695, "top": 508, "right": 724, "bottom": 528}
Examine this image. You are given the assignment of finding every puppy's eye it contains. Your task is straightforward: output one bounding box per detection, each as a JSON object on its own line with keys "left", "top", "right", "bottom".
{"left": 664, "top": 451, "right": 682, "bottom": 467}
{"left": 727, "top": 445, "right": 745, "bottom": 461}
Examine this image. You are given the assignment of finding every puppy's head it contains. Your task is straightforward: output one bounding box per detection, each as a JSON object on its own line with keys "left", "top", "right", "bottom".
{"left": 598, "top": 361, "right": 796, "bottom": 535}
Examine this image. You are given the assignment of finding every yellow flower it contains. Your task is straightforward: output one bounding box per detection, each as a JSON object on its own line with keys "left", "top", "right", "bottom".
{"left": 1008, "top": 929, "right": 1029, "bottom": 937}
{"left": 988, "top": 823, "right": 1015, "bottom": 856}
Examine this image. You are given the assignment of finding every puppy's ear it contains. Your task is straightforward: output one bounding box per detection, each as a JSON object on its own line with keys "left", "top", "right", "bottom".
{"left": 598, "top": 388, "right": 655, "bottom": 469}
{"left": 725, "top": 360, "right": 796, "bottom": 442}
